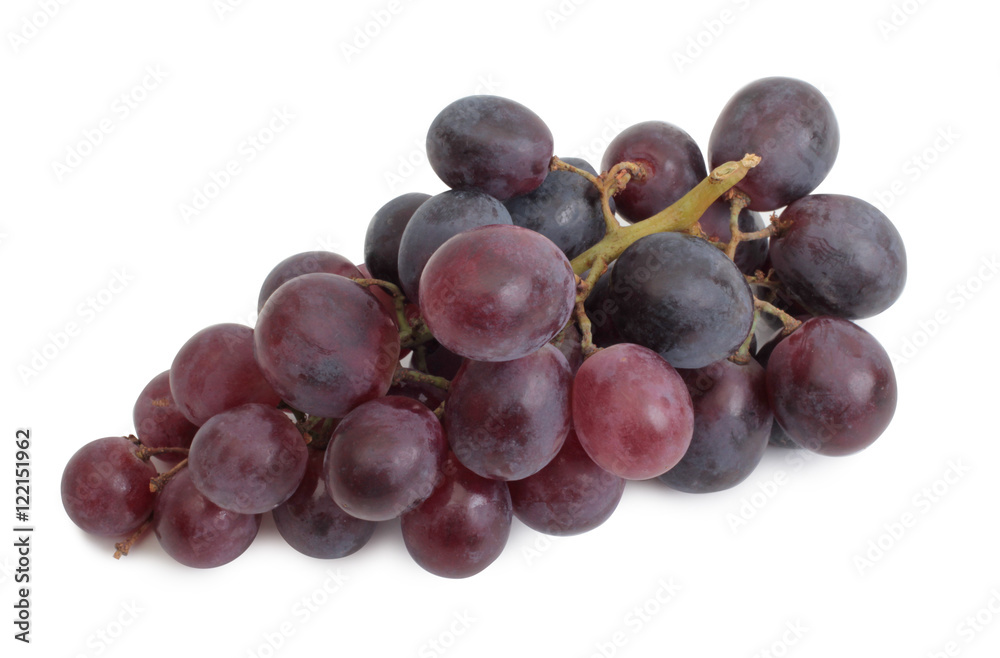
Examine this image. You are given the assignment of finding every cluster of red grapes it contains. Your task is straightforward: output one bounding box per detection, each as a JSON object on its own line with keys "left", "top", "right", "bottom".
{"left": 61, "top": 77, "right": 905, "bottom": 577}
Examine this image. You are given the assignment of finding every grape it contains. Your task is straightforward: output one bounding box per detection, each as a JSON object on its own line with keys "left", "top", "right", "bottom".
{"left": 169, "top": 323, "right": 280, "bottom": 426}
{"left": 401, "top": 453, "right": 512, "bottom": 578}
{"left": 708, "top": 77, "right": 839, "bottom": 211}
{"left": 573, "top": 343, "right": 694, "bottom": 479}
{"left": 188, "top": 403, "right": 307, "bottom": 514}
{"left": 257, "top": 251, "right": 362, "bottom": 313}
{"left": 601, "top": 120, "right": 708, "bottom": 223}
{"left": 153, "top": 469, "right": 261, "bottom": 569}
{"left": 325, "top": 396, "right": 447, "bottom": 522}
{"left": 766, "top": 317, "right": 897, "bottom": 456}
{"left": 584, "top": 263, "right": 625, "bottom": 349}
{"left": 426, "top": 95, "right": 554, "bottom": 201}
{"left": 609, "top": 232, "right": 754, "bottom": 368}
{"left": 396, "top": 189, "right": 512, "bottom": 303}
{"left": 444, "top": 344, "right": 571, "bottom": 481}
{"left": 419, "top": 224, "right": 576, "bottom": 362}
{"left": 751, "top": 334, "right": 802, "bottom": 449}
{"left": 658, "top": 360, "right": 772, "bottom": 493}
{"left": 423, "top": 341, "right": 465, "bottom": 380}
{"left": 363, "top": 192, "right": 431, "bottom": 288}
{"left": 697, "top": 200, "right": 769, "bottom": 276}
{"left": 132, "top": 370, "right": 198, "bottom": 466}
{"left": 254, "top": 273, "right": 399, "bottom": 418}
{"left": 508, "top": 430, "right": 625, "bottom": 536}
{"left": 273, "top": 448, "right": 376, "bottom": 559}
{"left": 503, "top": 157, "right": 606, "bottom": 259}
{"left": 769, "top": 194, "right": 906, "bottom": 319}
{"left": 61, "top": 437, "right": 157, "bottom": 537}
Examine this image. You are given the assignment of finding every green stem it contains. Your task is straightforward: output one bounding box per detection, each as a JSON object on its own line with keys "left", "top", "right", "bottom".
{"left": 755, "top": 298, "right": 803, "bottom": 335}
{"left": 392, "top": 366, "right": 450, "bottom": 391}
{"left": 569, "top": 154, "right": 761, "bottom": 276}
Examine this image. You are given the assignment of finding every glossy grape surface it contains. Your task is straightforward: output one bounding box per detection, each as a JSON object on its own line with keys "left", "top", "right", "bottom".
{"left": 573, "top": 343, "right": 694, "bottom": 479}
{"left": 766, "top": 317, "right": 897, "bottom": 456}
{"left": 601, "top": 120, "right": 707, "bottom": 223}
{"left": 257, "top": 251, "right": 362, "bottom": 313}
{"left": 401, "top": 453, "right": 512, "bottom": 578}
{"left": 325, "top": 396, "right": 447, "bottom": 521}
{"left": 61, "top": 436, "right": 157, "bottom": 537}
{"left": 504, "top": 157, "right": 606, "bottom": 259}
{"left": 445, "top": 344, "right": 572, "bottom": 481}
{"left": 254, "top": 273, "right": 399, "bottom": 418}
{"left": 709, "top": 77, "right": 839, "bottom": 211}
{"left": 273, "top": 449, "right": 376, "bottom": 559}
{"left": 188, "top": 403, "right": 308, "bottom": 514}
{"left": 769, "top": 194, "right": 906, "bottom": 319}
{"left": 508, "top": 430, "right": 625, "bottom": 536}
{"left": 659, "top": 360, "right": 772, "bottom": 493}
{"left": 364, "top": 192, "right": 431, "bottom": 288}
{"left": 396, "top": 189, "right": 512, "bottom": 303}
{"left": 153, "top": 469, "right": 261, "bottom": 569}
{"left": 170, "top": 323, "right": 281, "bottom": 426}
{"left": 419, "top": 224, "right": 576, "bottom": 362}
{"left": 132, "top": 370, "right": 198, "bottom": 466}
{"left": 427, "top": 95, "right": 553, "bottom": 201}
{"left": 609, "top": 233, "right": 755, "bottom": 368}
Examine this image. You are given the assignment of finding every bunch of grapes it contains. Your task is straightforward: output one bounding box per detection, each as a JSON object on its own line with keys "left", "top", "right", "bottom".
{"left": 61, "top": 77, "right": 905, "bottom": 577}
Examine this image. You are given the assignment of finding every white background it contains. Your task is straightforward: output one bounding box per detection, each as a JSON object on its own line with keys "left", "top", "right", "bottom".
{"left": 2, "top": 0, "right": 996, "bottom": 656}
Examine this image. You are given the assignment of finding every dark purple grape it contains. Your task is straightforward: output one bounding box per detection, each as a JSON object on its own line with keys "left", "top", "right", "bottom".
{"left": 601, "top": 121, "right": 707, "bottom": 223}
{"left": 444, "top": 345, "right": 572, "bottom": 481}
{"left": 508, "top": 430, "right": 625, "bottom": 536}
{"left": 401, "top": 453, "right": 512, "bottom": 578}
{"left": 62, "top": 437, "right": 157, "bottom": 537}
{"left": 257, "top": 252, "right": 362, "bottom": 313}
{"left": 170, "top": 323, "right": 281, "bottom": 426}
{"left": 419, "top": 224, "right": 576, "bottom": 362}
{"left": 573, "top": 343, "right": 694, "bottom": 480}
{"left": 769, "top": 194, "right": 906, "bottom": 319}
{"left": 659, "top": 360, "right": 772, "bottom": 493}
{"left": 503, "top": 157, "right": 606, "bottom": 259}
{"left": 273, "top": 449, "right": 376, "bottom": 559}
{"left": 254, "top": 273, "right": 399, "bottom": 418}
{"left": 609, "top": 233, "right": 755, "bottom": 368}
{"left": 426, "top": 95, "right": 553, "bottom": 201}
{"left": 153, "top": 469, "right": 261, "bottom": 569}
{"left": 766, "top": 317, "right": 897, "bottom": 456}
{"left": 697, "top": 200, "right": 769, "bottom": 275}
{"left": 396, "top": 189, "right": 512, "bottom": 303}
{"left": 423, "top": 341, "right": 465, "bottom": 380}
{"left": 325, "top": 396, "right": 447, "bottom": 522}
{"left": 387, "top": 377, "right": 448, "bottom": 412}
{"left": 363, "top": 192, "right": 431, "bottom": 288}
{"left": 583, "top": 263, "right": 625, "bottom": 349}
{"left": 708, "top": 77, "right": 839, "bottom": 211}
{"left": 188, "top": 403, "right": 308, "bottom": 514}
{"left": 132, "top": 370, "right": 198, "bottom": 466}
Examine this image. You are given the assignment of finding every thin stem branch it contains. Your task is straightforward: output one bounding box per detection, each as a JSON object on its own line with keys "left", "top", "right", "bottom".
{"left": 150, "top": 459, "right": 188, "bottom": 493}
{"left": 113, "top": 515, "right": 153, "bottom": 559}
{"left": 392, "top": 366, "right": 450, "bottom": 391}
{"left": 755, "top": 298, "right": 803, "bottom": 335}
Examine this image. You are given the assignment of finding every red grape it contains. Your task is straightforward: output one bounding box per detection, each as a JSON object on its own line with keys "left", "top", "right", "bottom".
{"left": 254, "top": 273, "right": 399, "bottom": 418}
{"left": 61, "top": 437, "right": 157, "bottom": 537}
{"left": 401, "top": 453, "right": 512, "bottom": 578}
{"left": 573, "top": 343, "right": 694, "bottom": 480}
{"left": 419, "top": 224, "right": 576, "bottom": 362}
